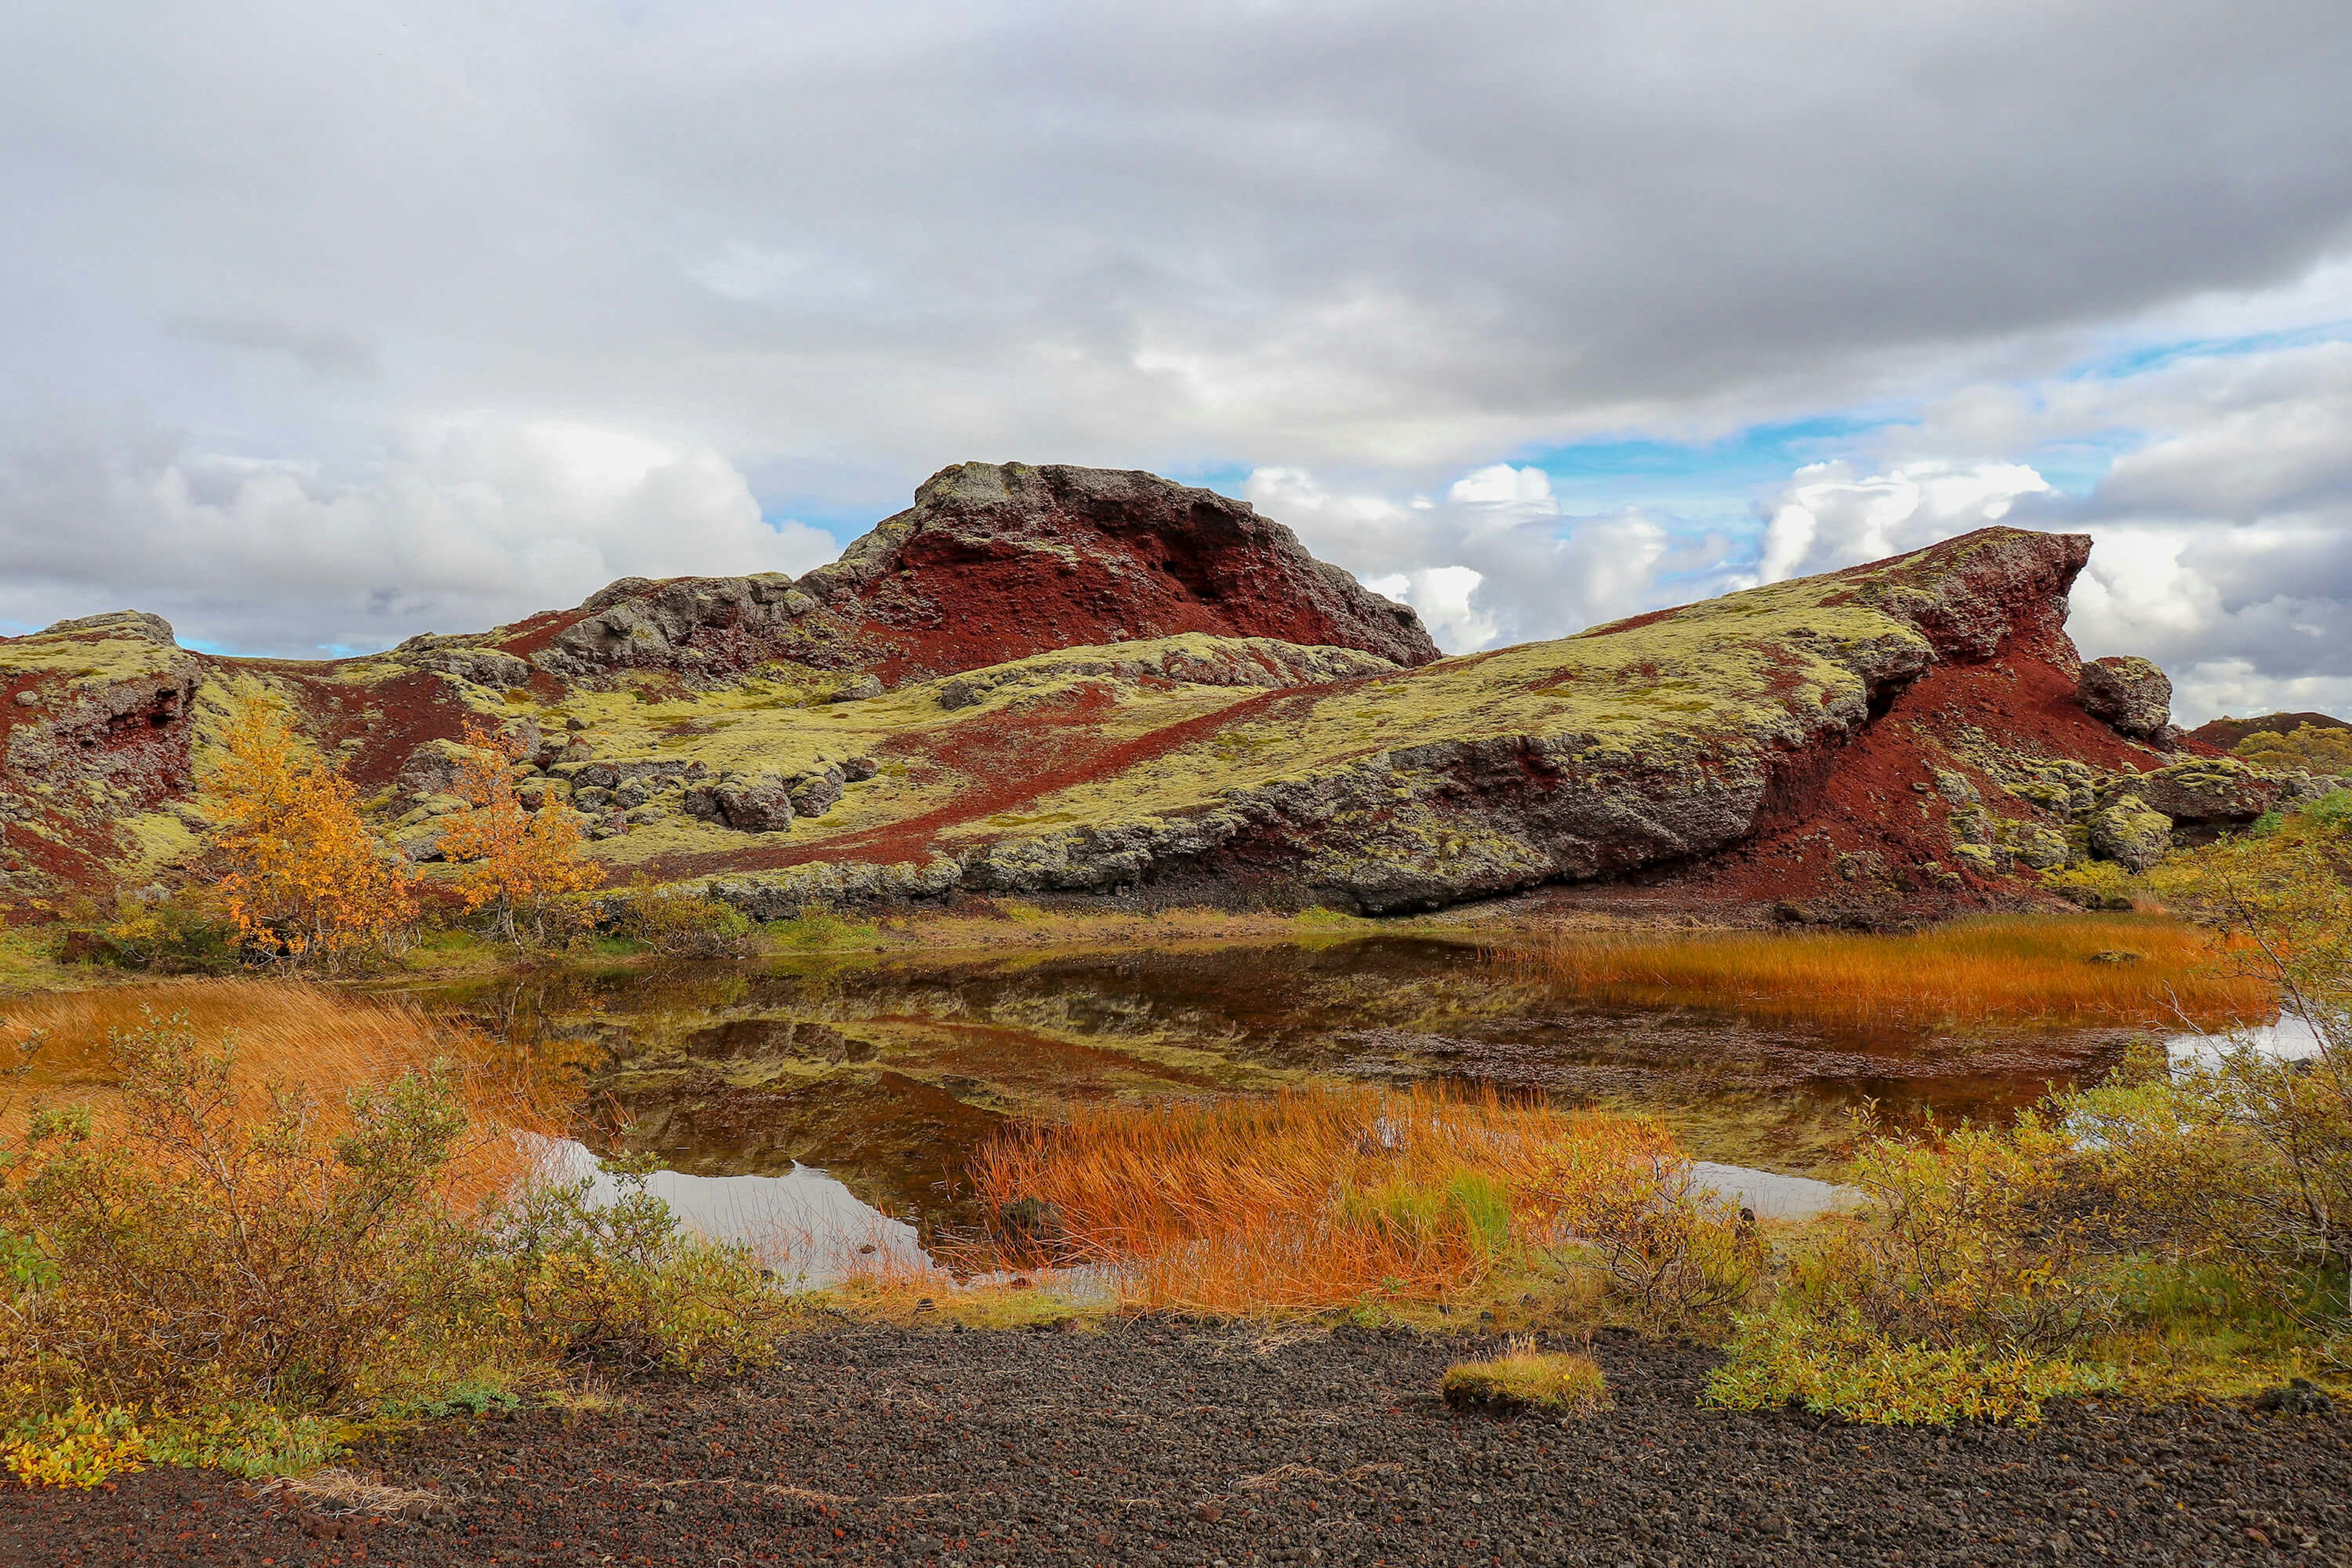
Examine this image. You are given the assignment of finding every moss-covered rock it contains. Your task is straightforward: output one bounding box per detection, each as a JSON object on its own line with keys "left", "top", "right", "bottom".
{"left": 2089, "top": 795, "right": 2173, "bottom": 872}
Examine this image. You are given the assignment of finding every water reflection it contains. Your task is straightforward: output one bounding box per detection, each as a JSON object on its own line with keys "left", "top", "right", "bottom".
{"left": 532, "top": 1137, "right": 935, "bottom": 1287}
{"left": 2165, "top": 1014, "right": 2326, "bottom": 1070}
{"left": 409, "top": 937, "right": 2143, "bottom": 1245}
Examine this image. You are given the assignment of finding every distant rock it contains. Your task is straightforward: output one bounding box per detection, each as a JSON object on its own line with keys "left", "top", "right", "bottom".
{"left": 41, "top": 609, "right": 178, "bottom": 646}
{"left": 2187, "top": 710, "right": 2351, "bottom": 751}
{"left": 2105, "top": 756, "right": 2282, "bottom": 825}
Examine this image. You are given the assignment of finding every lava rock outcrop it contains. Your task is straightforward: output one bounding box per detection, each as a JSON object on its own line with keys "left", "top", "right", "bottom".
{"left": 5, "top": 462, "right": 2339, "bottom": 922}
{"left": 482, "top": 462, "right": 1437, "bottom": 685}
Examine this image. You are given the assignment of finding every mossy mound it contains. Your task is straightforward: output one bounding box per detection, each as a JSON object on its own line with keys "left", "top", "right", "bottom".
{"left": 1442, "top": 1349, "right": 1610, "bottom": 1416}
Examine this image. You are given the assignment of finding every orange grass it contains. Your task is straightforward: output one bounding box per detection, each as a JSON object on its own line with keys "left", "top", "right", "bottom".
{"left": 971, "top": 1084, "right": 1678, "bottom": 1313}
{"left": 1492, "top": 914, "right": 2271, "bottom": 1029}
{"left": 0, "top": 980, "right": 573, "bottom": 1209}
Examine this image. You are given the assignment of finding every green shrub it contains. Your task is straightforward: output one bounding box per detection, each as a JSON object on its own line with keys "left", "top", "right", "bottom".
{"left": 483, "top": 1156, "right": 792, "bottom": 1374}
{"left": 1545, "top": 1153, "right": 1763, "bottom": 1331}
{"left": 616, "top": 875, "right": 753, "bottom": 958}
{"left": 0, "top": 1017, "right": 794, "bottom": 1483}
{"left": 1707, "top": 1308, "right": 2113, "bottom": 1426}
{"left": 0, "top": 1020, "right": 475, "bottom": 1411}
{"left": 766, "top": 904, "right": 879, "bottom": 950}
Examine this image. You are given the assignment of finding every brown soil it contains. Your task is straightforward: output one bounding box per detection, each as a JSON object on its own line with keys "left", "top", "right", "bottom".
{"left": 9, "top": 1324, "right": 2346, "bottom": 1567}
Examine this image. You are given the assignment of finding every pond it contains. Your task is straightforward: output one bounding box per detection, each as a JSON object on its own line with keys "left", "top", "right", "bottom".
{"left": 410, "top": 936, "right": 2155, "bottom": 1276}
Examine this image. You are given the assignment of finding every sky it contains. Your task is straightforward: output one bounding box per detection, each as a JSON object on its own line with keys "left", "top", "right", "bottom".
{"left": 4, "top": 1, "right": 2351, "bottom": 725}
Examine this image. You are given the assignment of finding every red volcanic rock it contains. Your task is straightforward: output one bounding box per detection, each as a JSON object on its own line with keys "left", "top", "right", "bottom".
{"left": 509, "top": 462, "right": 1438, "bottom": 683}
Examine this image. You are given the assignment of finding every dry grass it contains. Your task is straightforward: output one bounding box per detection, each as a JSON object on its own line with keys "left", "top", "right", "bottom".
{"left": 1493, "top": 914, "right": 2269, "bottom": 1029}
{"left": 1442, "top": 1341, "right": 1610, "bottom": 1415}
{"left": 268, "top": 1468, "right": 454, "bottom": 1521}
{"left": 0, "top": 979, "right": 573, "bottom": 1208}
{"left": 971, "top": 1084, "right": 1678, "bottom": 1313}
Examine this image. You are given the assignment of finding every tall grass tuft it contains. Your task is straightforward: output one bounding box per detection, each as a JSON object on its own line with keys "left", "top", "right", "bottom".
{"left": 973, "top": 1084, "right": 1683, "bottom": 1313}
{"left": 1493, "top": 914, "right": 2268, "bottom": 1029}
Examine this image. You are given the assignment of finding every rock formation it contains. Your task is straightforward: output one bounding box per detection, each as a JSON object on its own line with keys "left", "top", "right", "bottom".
{"left": 2076, "top": 655, "right": 2174, "bottom": 742}
{"left": 451, "top": 462, "right": 1437, "bottom": 687}
{"left": 2, "top": 463, "right": 2338, "bottom": 922}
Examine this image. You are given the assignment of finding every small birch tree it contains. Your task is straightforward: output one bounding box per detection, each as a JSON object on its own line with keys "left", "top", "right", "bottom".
{"left": 437, "top": 718, "right": 602, "bottom": 945}
{"left": 208, "top": 690, "right": 417, "bottom": 968}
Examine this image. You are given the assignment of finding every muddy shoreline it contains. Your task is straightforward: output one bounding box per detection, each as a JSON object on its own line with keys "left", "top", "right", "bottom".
{"left": 11, "top": 1323, "right": 2348, "bottom": 1567}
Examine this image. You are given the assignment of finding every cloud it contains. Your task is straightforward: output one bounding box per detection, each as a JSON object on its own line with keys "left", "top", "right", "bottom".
{"left": 1752, "top": 341, "right": 2352, "bottom": 723}
{"left": 0, "top": 410, "right": 837, "bottom": 655}
{"left": 1758, "top": 460, "right": 2053, "bottom": 582}
{"left": 162, "top": 315, "right": 380, "bottom": 381}
{"left": 1247, "top": 464, "right": 1704, "bottom": 655}
{"left": 4, "top": 1, "right": 2352, "bottom": 679}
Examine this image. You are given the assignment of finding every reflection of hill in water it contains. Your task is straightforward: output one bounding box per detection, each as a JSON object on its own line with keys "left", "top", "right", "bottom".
{"left": 407, "top": 937, "right": 2139, "bottom": 1238}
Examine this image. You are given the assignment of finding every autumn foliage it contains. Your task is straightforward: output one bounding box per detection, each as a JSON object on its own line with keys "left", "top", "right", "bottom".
{"left": 207, "top": 690, "right": 416, "bottom": 968}
{"left": 973, "top": 1084, "right": 1691, "bottom": 1313}
{"left": 437, "top": 718, "right": 602, "bottom": 944}
{"left": 1494, "top": 914, "right": 2269, "bottom": 1030}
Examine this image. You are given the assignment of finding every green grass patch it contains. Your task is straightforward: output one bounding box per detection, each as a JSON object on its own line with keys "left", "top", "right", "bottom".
{"left": 1442, "top": 1346, "right": 1609, "bottom": 1415}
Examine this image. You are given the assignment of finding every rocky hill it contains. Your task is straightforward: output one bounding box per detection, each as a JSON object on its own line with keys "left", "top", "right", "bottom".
{"left": 2, "top": 464, "right": 2338, "bottom": 923}
{"left": 2188, "top": 710, "right": 2352, "bottom": 751}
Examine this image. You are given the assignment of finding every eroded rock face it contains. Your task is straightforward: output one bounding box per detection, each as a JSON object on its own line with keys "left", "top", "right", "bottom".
{"left": 2077, "top": 656, "right": 2173, "bottom": 741}
{"left": 498, "top": 463, "right": 1438, "bottom": 684}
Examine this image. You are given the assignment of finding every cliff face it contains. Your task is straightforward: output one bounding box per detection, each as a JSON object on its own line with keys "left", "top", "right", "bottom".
{"left": 0, "top": 467, "right": 2316, "bottom": 922}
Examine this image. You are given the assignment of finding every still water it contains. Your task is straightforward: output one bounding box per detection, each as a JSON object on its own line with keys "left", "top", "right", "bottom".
{"left": 412, "top": 937, "right": 2155, "bottom": 1276}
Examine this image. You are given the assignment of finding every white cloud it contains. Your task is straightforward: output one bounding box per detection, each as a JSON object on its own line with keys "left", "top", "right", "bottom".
{"left": 1248, "top": 464, "right": 1697, "bottom": 654}
{"left": 1366, "top": 565, "right": 1498, "bottom": 651}
{"left": 1752, "top": 340, "right": 2352, "bottom": 723}
{"left": 0, "top": 412, "right": 837, "bottom": 655}
{"left": 1758, "top": 460, "right": 2052, "bottom": 583}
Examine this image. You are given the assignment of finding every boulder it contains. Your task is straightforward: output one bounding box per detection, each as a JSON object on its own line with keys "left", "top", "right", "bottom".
{"left": 2010, "top": 824, "right": 2072, "bottom": 871}
{"left": 42, "top": 610, "right": 178, "bottom": 646}
{"left": 2108, "top": 757, "right": 2280, "bottom": 824}
{"left": 712, "top": 775, "right": 795, "bottom": 833}
{"left": 2076, "top": 655, "right": 2173, "bottom": 741}
{"left": 2089, "top": 795, "right": 2173, "bottom": 871}
{"left": 789, "top": 768, "right": 845, "bottom": 818}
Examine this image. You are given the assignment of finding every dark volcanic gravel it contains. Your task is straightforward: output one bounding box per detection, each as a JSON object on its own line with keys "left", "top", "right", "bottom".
{"left": 8, "top": 1324, "right": 2349, "bottom": 1566}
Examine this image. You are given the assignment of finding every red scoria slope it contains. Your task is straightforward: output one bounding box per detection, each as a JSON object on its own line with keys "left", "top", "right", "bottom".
{"left": 490, "top": 462, "right": 1438, "bottom": 685}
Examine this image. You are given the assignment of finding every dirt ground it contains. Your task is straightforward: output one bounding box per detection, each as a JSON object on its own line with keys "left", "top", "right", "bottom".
{"left": 8, "top": 1323, "right": 2348, "bottom": 1567}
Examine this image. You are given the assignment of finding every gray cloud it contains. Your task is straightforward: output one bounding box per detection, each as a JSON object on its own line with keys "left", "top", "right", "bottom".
{"left": 163, "top": 315, "right": 380, "bottom": 381}
{"left": 3, "top": 1, "right": 2352, "bottom": 668}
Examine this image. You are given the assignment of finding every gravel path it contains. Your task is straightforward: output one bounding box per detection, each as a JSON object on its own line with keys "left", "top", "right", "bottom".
{"left": 9, "top": 1323, "right": 2348, "bottom": 1566}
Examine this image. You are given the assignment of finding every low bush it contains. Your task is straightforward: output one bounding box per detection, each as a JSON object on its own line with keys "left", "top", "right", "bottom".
{"left": 0, "top": 1014, "right": 790, "bottom": 1486}
{"left": 615, "top": 875, "right": 753, "bottom": 958}
{"left": 1707, "top": 1308, "right": 2114, "bottom": 1426}
{"left": 1, "top": 1021, "right": 477, "bottom": 1411}
{"left": 485, "top": 1154, "right": 791, "bottom": 1373}
{"left": 69, "top": 889, "right": 245, "bottom": 974}
{"left": 1542, "top": 1150, "right": 1763, "bottom": 1330}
